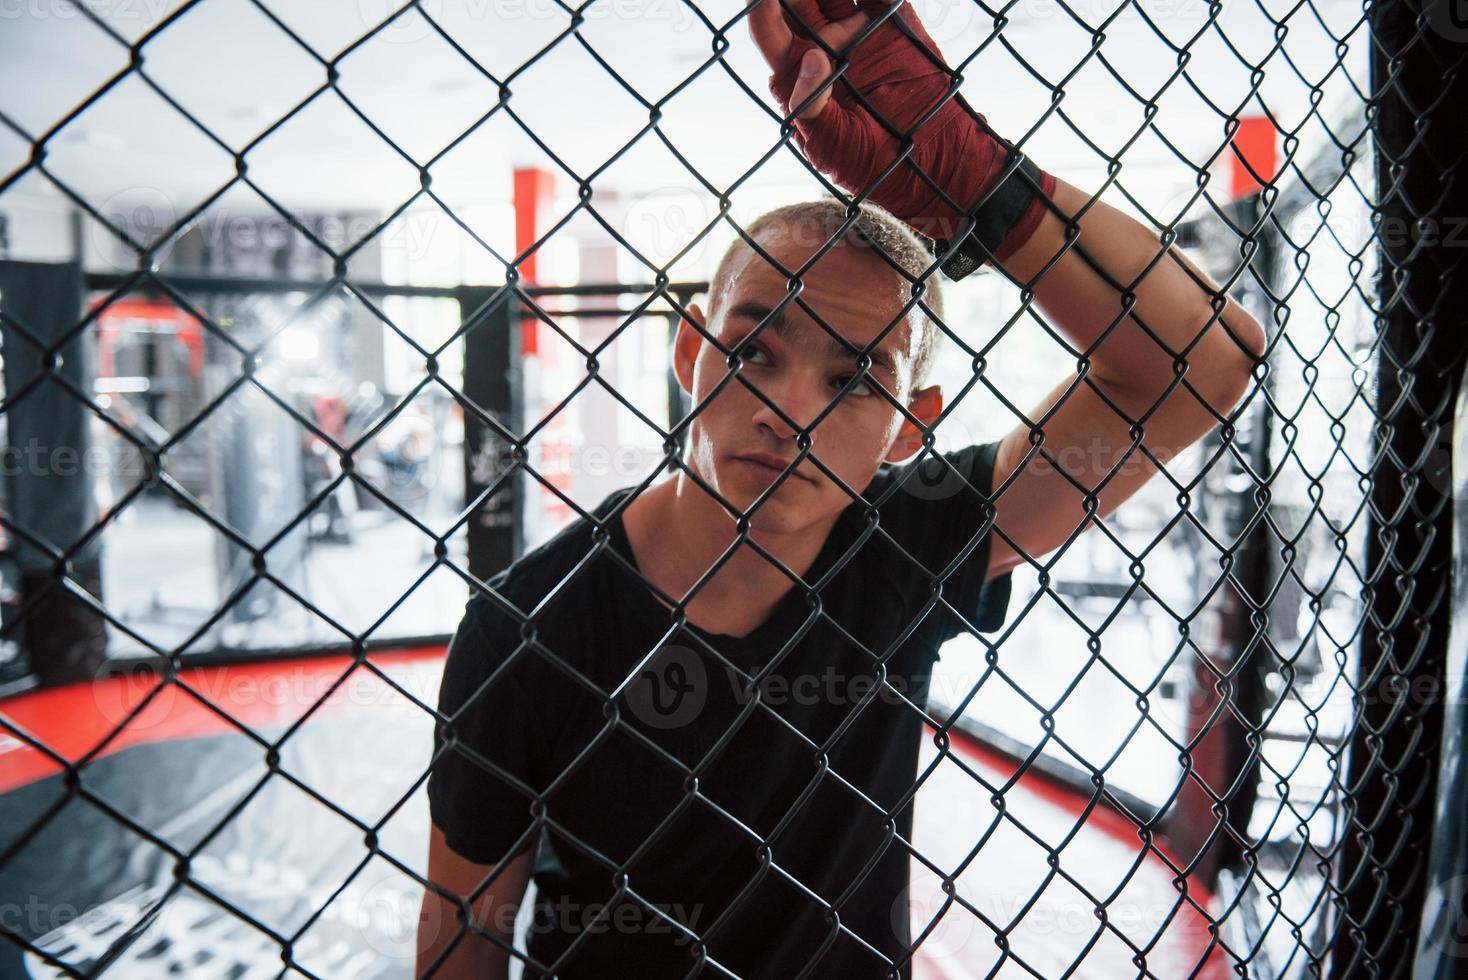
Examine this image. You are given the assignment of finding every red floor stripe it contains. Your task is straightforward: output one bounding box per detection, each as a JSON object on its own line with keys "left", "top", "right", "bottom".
{"left": 0, "top": 645, "right": 445, "bottom": 795}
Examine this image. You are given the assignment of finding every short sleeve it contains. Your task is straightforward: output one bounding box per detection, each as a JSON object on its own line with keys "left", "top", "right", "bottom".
{"left": 426, "top": 596, "right": 546, "bottom": 865}
{"left": 866, "top": 440, "right": 1012, "bottom": 640}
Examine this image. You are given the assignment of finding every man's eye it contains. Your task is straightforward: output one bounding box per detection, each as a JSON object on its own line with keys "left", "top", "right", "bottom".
{"left": 737, "top": 342, "right": 769, "bottom": 364}
{"left": 836, "top": 375, "right": 877, "bottom": 397}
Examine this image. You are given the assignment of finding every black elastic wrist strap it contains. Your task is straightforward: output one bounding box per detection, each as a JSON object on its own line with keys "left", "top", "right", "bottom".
{"left": 931, "top": 151, "right": 1048, "bottom": 281}
{"left": 880, "top": 16, "right": 1049, "bottom": 282}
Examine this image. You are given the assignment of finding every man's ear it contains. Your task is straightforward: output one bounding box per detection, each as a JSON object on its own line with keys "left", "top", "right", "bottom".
{"left": 885, "top": 383, "right": 944, "bottom": 464}
{"left": 671, "top": 301, "right": 707, "bottom": 399}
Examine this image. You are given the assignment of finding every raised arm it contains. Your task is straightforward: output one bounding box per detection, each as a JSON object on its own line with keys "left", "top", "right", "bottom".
{"left": 749, "top": 0, "right": 1267, "bottom": 576}
{"left": 980, "top": 177, "right": 1265, "bottom": 576}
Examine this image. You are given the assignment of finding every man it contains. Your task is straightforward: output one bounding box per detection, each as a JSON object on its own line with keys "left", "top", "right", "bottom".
{"left": 417, "top": 0, "right": 1265, "bottom": 976}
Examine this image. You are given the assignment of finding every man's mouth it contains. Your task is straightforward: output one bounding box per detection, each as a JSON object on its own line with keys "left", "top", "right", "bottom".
{"left": 733, "top": 453, "right": 809, "bottom": 483}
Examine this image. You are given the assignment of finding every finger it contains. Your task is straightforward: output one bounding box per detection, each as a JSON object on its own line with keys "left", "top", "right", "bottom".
{"left": 819, "top": 10, "right": 873, "bottom": 58}
{"left": 815, "top": 0, "right": 862, "bottom": 19}
{"left": 791, "top": 93, "right": 889, "bottom": 190}
{"left": 779, "top": 0, "right": 831, "bottom": 39}
{"left": 748, "top": 0, "right": 793, "bottom": 66}
{"left": 788, "top": 48, "right": 835, "bottom": 120}
{"left": 857, "top": 0, "right": 947, "bottom": 64}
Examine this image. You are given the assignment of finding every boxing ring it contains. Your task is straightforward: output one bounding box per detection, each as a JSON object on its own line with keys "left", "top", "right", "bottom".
{"left": 0, "top": 646, "right": 1224, "bottom": 978}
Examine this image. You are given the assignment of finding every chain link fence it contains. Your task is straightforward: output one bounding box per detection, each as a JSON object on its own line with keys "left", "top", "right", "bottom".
{"left": 1, "top": 0, "right": 1466, "bottom": 977}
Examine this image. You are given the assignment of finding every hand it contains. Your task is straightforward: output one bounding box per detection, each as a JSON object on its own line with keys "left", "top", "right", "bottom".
{"left": 748, "top": 0, "right": 1054, "bottom": 269}
{"left": 748, "top": 0, "right": 876, "bottom": 123}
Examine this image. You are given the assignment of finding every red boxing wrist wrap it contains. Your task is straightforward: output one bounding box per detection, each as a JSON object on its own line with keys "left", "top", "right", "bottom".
{"left": 767, "top": 0, "right": 1056, "bottom": 277}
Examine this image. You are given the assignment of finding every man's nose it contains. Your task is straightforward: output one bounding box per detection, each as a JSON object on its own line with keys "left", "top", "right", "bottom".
{"left": 746, "top": 370, "right": 827, "bottom": 442}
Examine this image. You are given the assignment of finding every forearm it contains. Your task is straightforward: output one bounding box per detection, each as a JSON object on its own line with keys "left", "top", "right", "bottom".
{"left": 992, "top": 174, "right": 1266, "bottom": 422}
{"left": 416, "top": 894, "right": 511, "bottom": 980}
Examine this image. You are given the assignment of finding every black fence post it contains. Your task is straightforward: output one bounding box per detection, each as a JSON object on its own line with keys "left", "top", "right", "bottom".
{"left": 1331, "top": 2, "right": 1468, "bottom": 973}
{"left": 1213, "top": 190, "right": 1284, "bottom": 884}
{"left": 1163, "top": 188, "right": 1282, "bottom": 893}
{"left": 1413, "top": 364, "right": 1468, "bottom": 975}
{"left": 0, "top": 259, "right": 108, "bottom": 687}
{"left": 456, "top": 286, "right": 521, "bottom": 584}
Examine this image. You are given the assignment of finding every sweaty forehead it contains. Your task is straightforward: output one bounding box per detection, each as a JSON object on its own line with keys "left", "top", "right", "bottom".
{"left": 715, "top": 234, "right": 915, "bottom": 357}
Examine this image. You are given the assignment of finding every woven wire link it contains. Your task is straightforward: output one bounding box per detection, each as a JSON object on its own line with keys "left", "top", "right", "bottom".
{"left": 0, "top": 0, "right": 1459, "bottom": 977}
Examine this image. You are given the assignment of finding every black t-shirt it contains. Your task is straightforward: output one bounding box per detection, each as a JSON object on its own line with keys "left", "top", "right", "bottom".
{"left": 427, "top": 441, "right": 1012, "bottom": 979}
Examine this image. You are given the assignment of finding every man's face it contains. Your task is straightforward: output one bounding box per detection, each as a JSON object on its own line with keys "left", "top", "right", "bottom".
{"left": 672, "top": 231, "right": 941, "bottom": 534}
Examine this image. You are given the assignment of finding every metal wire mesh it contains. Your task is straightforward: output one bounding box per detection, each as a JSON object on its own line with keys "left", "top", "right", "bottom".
{"left": 0, "top": 0, "right": 1465, "bottom": 977}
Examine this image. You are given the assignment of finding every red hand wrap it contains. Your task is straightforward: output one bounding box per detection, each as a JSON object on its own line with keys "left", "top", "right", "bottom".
{"left": 766, "top": 0, "right": 1056, "bottom": 269}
